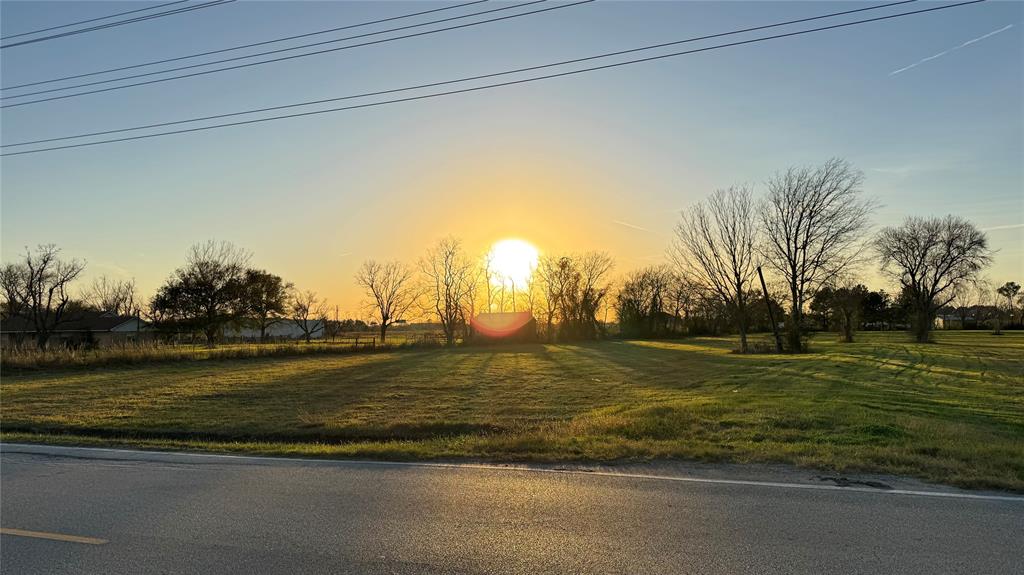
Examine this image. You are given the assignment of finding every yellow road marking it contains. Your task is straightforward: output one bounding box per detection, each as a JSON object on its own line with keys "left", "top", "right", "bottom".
{"left": 0, "top": 527, "right": 108, "bottom": 545}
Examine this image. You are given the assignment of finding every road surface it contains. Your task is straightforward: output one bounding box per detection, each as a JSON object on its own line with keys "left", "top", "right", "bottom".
{"left": 1, "top": 444, "right": 1021, "bottom": 574}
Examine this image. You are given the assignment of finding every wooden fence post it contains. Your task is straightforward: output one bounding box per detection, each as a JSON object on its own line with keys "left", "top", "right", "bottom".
{"left": 758, "top": 266, "right": 784, "bottom": 353}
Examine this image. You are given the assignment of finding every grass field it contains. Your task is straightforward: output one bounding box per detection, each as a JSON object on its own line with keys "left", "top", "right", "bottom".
{"left": 2, "top": 331, "right": 1022, "bottom": 490}
{"left": 0, "top": 332, "right": 434, "bottom": 371}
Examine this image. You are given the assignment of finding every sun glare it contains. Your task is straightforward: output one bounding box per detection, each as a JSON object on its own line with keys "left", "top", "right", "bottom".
{"left": 487, "top": 239, "right": 539, "bottom": 287}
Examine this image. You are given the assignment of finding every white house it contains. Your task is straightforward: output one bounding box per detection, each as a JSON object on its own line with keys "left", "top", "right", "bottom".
{"left": 222, "top": 319, "right": 325, "bottom": 340}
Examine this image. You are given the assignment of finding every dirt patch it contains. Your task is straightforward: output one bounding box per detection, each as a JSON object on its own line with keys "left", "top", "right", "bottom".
{"left": 816, "top": 475, "right": 893, "bottom": 490}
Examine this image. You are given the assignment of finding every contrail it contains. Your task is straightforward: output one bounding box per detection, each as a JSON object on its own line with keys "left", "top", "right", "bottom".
{"left": 613, "top": 220, "right": 649, "bottom": 232}
{"left": 889, "top": 24, "right": 1014, "bottom": 76}
{"left": 982, "top": 223, "right": 1024, "bottom": 232}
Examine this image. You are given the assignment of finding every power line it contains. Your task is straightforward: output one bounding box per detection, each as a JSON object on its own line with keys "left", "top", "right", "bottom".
{"left": 3, "top": 0, "right": 919, "bottom": 148}
{"left": 0, "top": 0, "right": 235, "bottom": 49}
{"left": 1, "top": 0, "right": 188, "bottom": 40}
{"left": 0, "top": 0, "right": 577, "bottom": 107}
{"left": 0, "top": 0, "right": 985, "bottom": 157}
{"left": 1, "top": 0, "right": 490, "bottom": 91}
{"left": 0, "top": 0, "right": 972, "bottom": 152}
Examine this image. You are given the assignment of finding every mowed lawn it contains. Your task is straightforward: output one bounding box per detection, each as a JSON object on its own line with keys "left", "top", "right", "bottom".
{"left": 2, "top": 332, "right": 1022, "bottom": 490}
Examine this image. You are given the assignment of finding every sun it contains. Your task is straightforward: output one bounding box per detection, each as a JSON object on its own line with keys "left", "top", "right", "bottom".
{"left": 487, "top": 238, "right": 539, "bottom": 287}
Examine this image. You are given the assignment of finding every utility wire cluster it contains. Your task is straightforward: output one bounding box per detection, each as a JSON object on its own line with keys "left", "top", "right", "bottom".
{"left": 0, "top": 0, "right": 987, "bottom": 156}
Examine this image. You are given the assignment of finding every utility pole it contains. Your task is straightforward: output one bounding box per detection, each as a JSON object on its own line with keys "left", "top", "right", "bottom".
{"left": 758, "top": 266, "right": 783, "bottom": 353}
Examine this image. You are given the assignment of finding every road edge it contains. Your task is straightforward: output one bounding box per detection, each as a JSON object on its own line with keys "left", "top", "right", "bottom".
{"left": 4, "top": 442, "right": 1022, "bottom": 503}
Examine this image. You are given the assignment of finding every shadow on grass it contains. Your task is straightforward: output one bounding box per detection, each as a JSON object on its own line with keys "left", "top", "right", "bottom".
{"left": 2, "top": 345, "right": 509, "bottom": 443}
{"left": 609, "top": 336, "right": 1024, "bottom": 433}
{"left": 5, "top": 335, "right": 1022, "bottom": 462}
{"left": 443, "top": 343, "right": 554, "bottom": 356}
{"left": 0, "top": 421, "right": 505, "bottom": 444}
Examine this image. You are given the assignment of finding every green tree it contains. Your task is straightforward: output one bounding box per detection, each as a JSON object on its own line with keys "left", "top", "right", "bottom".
{"left": 860, "top": 289, "right": 891, "bottom": 329}
{"left": 811, "top": 284, "right": 868, "bottom": 341}
{"left": 996, "top": 281, "right": 1020, "bottom": 324}
{"left": 810, "top": 286, "right": 836, "bottom": 331}
{"left": 615, "top": 266, "right": 672, "bottom": 338}
{"left": 242, "top": 269, "right": 292, "bottom": 343}
{"left": 831, "top": 285, "right": 869, "bottom": 342}
{"left": 150, "top": 241, "right": 251, "bottom": 345}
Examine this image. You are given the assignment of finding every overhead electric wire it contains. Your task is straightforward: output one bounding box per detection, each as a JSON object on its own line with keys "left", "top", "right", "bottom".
{"left": 0, "top": 0, "right": 580, "bottom": 107}
{"left": 2, "top": 0, "right": 490, "bottom": 91}
{"left": 1, "top": 0, "right": 188, "bottom": 41}
{"left": 0, "top": 0, "right": 985, "bottom": 157}
{"left": 0, "top": 0, "right": 235, "bottom": 49}
{"left": 1, "top": 0, "right": 920, "bottom": 148}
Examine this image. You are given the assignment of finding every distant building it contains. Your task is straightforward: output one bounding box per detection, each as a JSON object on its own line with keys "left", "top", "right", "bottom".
{"left": 933, "top": 307, "right": 1002, "bottom": 330}
{"left": 934, "top": 314, "right": 970, "bottom": 330}
{"left": 1, "top": 310, "right": 149, "bottom": 349}
{"left": 222, "top": 319, "right": 325, "bottom": 340}
{"left": 469, "top": 311, "right": 537, "bottom": 343}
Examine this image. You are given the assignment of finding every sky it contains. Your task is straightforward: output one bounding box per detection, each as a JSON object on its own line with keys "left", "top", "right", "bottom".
{"left": 1, "top": 0, "right": 1021, "bottom": 315}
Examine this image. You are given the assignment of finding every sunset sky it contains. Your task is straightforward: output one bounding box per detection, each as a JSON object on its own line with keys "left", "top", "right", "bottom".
{"left": 2, "top": 0, "right": 1021, "bottom": 315}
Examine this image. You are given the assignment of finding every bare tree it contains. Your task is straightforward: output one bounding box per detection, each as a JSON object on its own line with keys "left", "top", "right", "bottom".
{"left": 579, "top": 252, "right": 614, "bottom": 332}
{"left": 290, "top": 289, "right": 328, "bottom": 343}
{"left": 421, "top": 238, "right": 475, "bottom": 346}
{"left": 948, "top": 281, "right": 976, "bottom": 328}
{"left": 520, "top": 264, "right": 539, "bottom": 314}
{"left": 952, "top": 278, "right": 994, "bottom": 329}
{"left": 672, "top": 186, "right": 759, "bottom": 352}
{"left": 461, "top": 259, "right": 489, "bottom": 339}
{"left": 664, "top": 272, "right": 698, "bottom": 335}
{"left": 354, "top": 260, "right": 418, "bottom": 343}
{"left": 532, "top": 253, "right": 614, "bottom": 341}
{"left": 875, "top": 215, "right": 991, "bottom": 343}
{"left": 557, "top": 252, "right": 614, "bottom": 340}
{"left": 480, "top": 252, "right": 497, "bottom": 312}
{"left": 1, "top": 244, "right": 86, "bottom": 349}
{"left": 534, "top": 254, "right": 565, "bottom": 342}
{"left": 84, "top": 276, "right": 140, "bottom": 316}
{"left": 971, "top": 277, "right": 998, "bottom": 331}
{"left": 761, "top": 158, "right": 876, "bottom": 351}
{"left": 615, "top": 265, "right": 673, "bottom": 338}
{"left": 600, "top": 277, "right": 617, "bottom": 328}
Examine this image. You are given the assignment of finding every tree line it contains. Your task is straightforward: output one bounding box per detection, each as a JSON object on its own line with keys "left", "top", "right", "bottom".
{"left": 2, "top": 159, "right": 1018, "bottom": 350}
{"left": 356, "top": 239, "right": 616, "bottom": 346}
{"left": 0, "top": 241, "right": 336, "bottom": 348}
{"left": 649, "top": 158, "right": 1000, "bottom": 350}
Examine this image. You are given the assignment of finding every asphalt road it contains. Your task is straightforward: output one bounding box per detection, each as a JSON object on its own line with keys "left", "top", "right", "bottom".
{"left": 1, "top": 444, "right": 1022, "bottom": 574}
